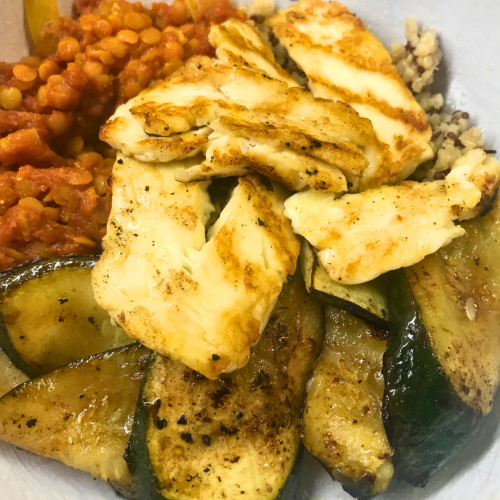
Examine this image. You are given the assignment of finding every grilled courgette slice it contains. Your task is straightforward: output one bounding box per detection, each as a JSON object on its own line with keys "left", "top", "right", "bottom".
{"left": 0, "top": 256, "right": 133, "bottom": 377}
{"left": 383, "top": 197, "right": 500, "bottom": 486}
{"left": 0, "top": 344, "right": 149, "bottom": 498}
{"left": 301, "top": 241, "right": 389, "bottom": 329}
{"left": 303, "top": 307, "right": 393, "bottom": 499}
{"left": 126, "top": 275, "right": 324, "bottom": 500}
{"left": 0, "top": 351, "right": 28, "bottom": 397}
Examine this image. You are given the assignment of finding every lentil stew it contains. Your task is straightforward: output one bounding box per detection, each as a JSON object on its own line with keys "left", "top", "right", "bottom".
{"left": 0, "top": 0, "right": 245, "bottom": 271}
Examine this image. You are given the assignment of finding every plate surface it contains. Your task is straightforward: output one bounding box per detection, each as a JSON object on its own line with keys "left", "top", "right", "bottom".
{"left": 1, "top": 0, "right": 500, "bottom": 499}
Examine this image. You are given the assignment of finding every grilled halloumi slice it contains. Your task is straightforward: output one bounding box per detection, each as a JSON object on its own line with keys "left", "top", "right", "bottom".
{"left": 92, "top": 155, "right": 300, "bottom": 379}
{"left": 284, "top": 150, "right": 500, "bottom": 284}
{"left": 209, "top": 18, "right": 299, "bottom": 87}
{"left": 100, "top": 18, "right": 384, "bottom": 193}
{"left": 445, "top": 149, "right": 500, "bottom": 220}
{"left": 268, "top": 0, "right": 433, "bottom": 189}
{"left": 175, "top": 133, "right": 347, "bottom": 192}
{"left": 285, "top": 183, "right": 465, "bottom": 285}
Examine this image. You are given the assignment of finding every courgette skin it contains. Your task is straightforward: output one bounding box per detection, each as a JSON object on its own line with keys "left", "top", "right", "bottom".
{"left": 127, "top": 276, "right": 324, "bottom": 500}
{"left": 125, "top": 351, "right": 160, "bottom": 500}
{"left": 301, "top": 241, "right": 390, "bottom": 330}
{"left": 0, "top": 255, "right": 132, "bottom": 377}
{"left": 0, "top": 255, "right": 98, "bottom": 293}
{"left": 0, "top": 344, "right": 148, "bottom": 498}
{"left": 0, "top": 256, "right": 98, "bottom": 377}
{"left": 382, "top": 270, "right": 481, "bottom": 486}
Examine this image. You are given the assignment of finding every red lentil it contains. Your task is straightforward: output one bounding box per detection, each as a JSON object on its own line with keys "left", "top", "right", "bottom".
{"left": 0, "top": 0, "right": 246, "bottom": 271}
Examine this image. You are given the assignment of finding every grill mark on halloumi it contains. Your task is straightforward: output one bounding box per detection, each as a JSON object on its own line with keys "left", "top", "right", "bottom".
{"left": 92, "top": 155, "right": 300, "bottom": 379}
{"left": 268, "top": 0, "right": 433, "bottom": 188}
{"left": 284, "top": 149, "right": 500, "bottom": 285}
{"left": 99, "top": 19, "right": 386, "bottom": 193}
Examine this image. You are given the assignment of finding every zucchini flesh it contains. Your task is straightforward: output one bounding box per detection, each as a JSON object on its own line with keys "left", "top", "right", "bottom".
{"left": 0, "top": 351, "right": 28, "bottom": 397}
{"left": 383, "top": 198, "right": 500, "bottom": 485}
{"left": 301, "top": 240, "right": 389, "bottom": 329}
{"left": 127, "top": 276, "right": 324, "bottom": 500}
{"left": 303, "top": 307, "right": 393, "bottom": 499}
{"left": 0, "top": 344, "right": 149, "bottom": 498}
{"left": 0, "top": 256, "right": 133, "bottom": 377}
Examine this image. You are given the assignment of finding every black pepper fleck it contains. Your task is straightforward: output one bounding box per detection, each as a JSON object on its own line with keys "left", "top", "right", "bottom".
{"left": 177, "top": 415, "right": 188, "bottom": 425}
{"left": 156, "top": 418, "right": 168, "bottom": 430}
{"left": 181, "top": 432, "right": 193, "bottom": 444}
{"left": 26, "top": 419, "right": 37, "bottom": 428}
{"left": 212, "top": 354, "right": 221, "bottom": 361}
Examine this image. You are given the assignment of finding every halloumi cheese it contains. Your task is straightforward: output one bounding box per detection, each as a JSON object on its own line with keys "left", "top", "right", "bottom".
{"left": 284, "top": 149, "right": 500, "bottom": 284}
{"left": 99, "top": 19, "right": 384, "bottom": 193}
{"left": 268, "top": 0, "right": 433, "bottom": 189}
{"left": 285, "top": 182, "right": 465, "bottom": 285}
{"left": 446, "top": 149, "right": 500, "bottom": 220}
{"left": 92, "top": 155, "right": 300, "bottom": 379}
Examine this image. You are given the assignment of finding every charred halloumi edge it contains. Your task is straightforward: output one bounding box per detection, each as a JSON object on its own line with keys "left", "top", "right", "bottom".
{"left": 268, "top": 0, "right": 433, "bottom": 189}
{"left": 99, "top": 19, "right": 385, "bottom": 194}
{"left": 284, "top": 149, "right": 500, "bottom": 285}
{"left": 92, "top": 155, "right": 300, "bottom": 379}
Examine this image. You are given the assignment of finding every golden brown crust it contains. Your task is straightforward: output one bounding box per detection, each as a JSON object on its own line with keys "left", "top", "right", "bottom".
{"left": 92, "top": 157, "right": 299, "bottom": 379}
{"left": 269, "top": 0, "right": 433, "bottom": 187}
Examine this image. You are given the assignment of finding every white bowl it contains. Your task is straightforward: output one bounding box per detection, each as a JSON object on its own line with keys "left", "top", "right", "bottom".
{"left": 1, "top": 0, "right": 499, "bottom": 498}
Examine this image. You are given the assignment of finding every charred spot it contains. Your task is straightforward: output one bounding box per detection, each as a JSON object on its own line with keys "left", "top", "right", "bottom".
{"left": 251, "top": 370, "right": 274, "bottom": 394}
{"left": 58, "top": 298, "right": 68, "bottom": 304}
{"left": 79, "top": 394, "right": 85, "bottom": 399}
{"left": 209, "top": 376, "right": 234, "bottom": 409}
{"left": 87, "top": 316, "right": 95, "bottom": 325}
{"left": 212, "top": 354, "right": 221, "bottom": 361}
{"left": 177, "top": 415, "right": 188, "bottom": 425}
{"left": 156, "top": 418, "right": 168, "bottom": 430}
{"left": 181, "top": 432, "right": 194, "bottom": 444}
{"left": 204, "top": 467, "right": 210, "bottom": 473}
{"left": 117, "top": 159, "right": 123, "bottom": 164}
{"left": 26, "top": 419, "right": 37, "bottom": 428}
{"left": 144, "top": 398, "right": 162, "bottom": 424}
{"left": 257, "top": 218, "right": 265, "bottom": 227}
{"left": 236, "top": 411, "right": 244, "bottom": 419}
{"left": 220, "top": 424, "right": 239, "bottom": 436}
